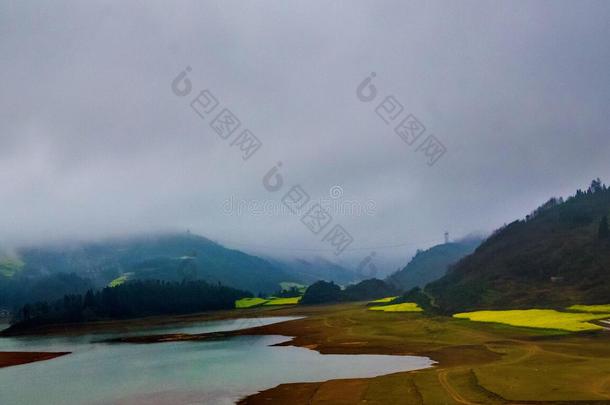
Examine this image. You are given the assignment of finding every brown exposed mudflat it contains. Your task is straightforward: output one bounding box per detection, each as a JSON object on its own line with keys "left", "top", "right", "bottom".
{"left": 231, "top": 304, "right": 610, "bottom": 404}
{"left": 0, "top": 351, "right": 70, "bottom": 368}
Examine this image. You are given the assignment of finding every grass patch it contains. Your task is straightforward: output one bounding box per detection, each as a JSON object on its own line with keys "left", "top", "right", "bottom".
{"left": 263, "top": 297, "right": 301, "bottom": 306}
{"left": 368, "top": 296, "right": 399, "bottom": 304}
{"left": 0, "top": 258, "right": 24, "bottom": 278}
{"left": 453, "top": 309, "right": 610, "bottom": 332}
{"left": 235, "top": 297, "right": 269, "bottom": 308}
{"left": 236, "top": 295, "right": 302, "bottom": 308}
{"left": 369, "top": 302, "right": 423, "bottom": 312}
{"left": 567, "top": 304, "right": 610, "bottom": 313}
{"left": 108, "top": 274, "right": 131, "bottom": 288}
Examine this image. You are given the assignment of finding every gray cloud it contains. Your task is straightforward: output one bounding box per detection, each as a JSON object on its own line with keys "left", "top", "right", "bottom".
{"left": 1, "top": 0, "right": 609, "bottom": 269}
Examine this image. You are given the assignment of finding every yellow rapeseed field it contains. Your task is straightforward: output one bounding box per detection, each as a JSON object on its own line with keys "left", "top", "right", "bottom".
{"left": 263, "top": 297, "right": 301, "bottom": 306}
{"left": 567, "top": 304, "right": 610, "bottom": 313}
{"left": 235, "top": 297, "right": 268, "bottom": 308}
{"left": 368, "top": 296, "right": 399, "bottom": 304}
{"left": 453, "top": 309, "right": 610, "bottom": 332}
{"left": 369, "top": 302, "right": 423, "bottom": 312}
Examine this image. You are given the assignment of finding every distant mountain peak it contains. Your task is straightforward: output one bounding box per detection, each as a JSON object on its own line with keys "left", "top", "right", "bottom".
{"left": 386, "top": 238, "right": 482, "bottom": 291}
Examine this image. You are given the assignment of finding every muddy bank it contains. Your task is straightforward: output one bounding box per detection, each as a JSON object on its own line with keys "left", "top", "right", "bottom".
{"left": 0, "top": 306, "right": 295, "bottom": 337}
{"left": 0, "top": 352, "right": 70, "bottom": 368}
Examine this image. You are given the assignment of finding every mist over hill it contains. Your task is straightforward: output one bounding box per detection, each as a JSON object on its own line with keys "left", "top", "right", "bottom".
{"left": 386, "top": 237, "right": 483, "bottom": 291}
{"left": 0, "top": 233, "right": 371, "bottom": 312}
{"left": 14, "top": 233, "right": 295, "bottom": 293}
{"left": 266, "top": 256, "right": 361, "bottom": 286}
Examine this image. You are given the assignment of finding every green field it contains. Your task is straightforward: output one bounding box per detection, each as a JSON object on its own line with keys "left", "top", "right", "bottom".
{"left": 454, "top": 309, "right": 610, "bottom": 332}
{"left": 235, "top": 296, "right": 302, "bottom": 308}
{"left": 237, "top": 302, "right": 610, "bottom": 403}
{"left": 368, "top": 296, "right": 398, "bottom": 304}
{"left": 235, "top": 297, "right": 268, "bottom": 308}
{"left": 263, "top": 297, "right": 301, "bottom": 306}
{"left": 0, "top": 258, "right": 24, "bottom": 278}
{"left": 568, "top": 304, "right": 610, "bottom": 313}
{"left": 108, "top": 273, "right": 133, "bottom": 288}
{"left": 368, "top": 302, "right": 422, "bottom": 312}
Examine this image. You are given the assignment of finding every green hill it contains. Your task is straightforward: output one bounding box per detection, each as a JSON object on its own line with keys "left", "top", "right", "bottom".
{"left": 427, "top": 180, "right": 610, "bottom": 313}
{"left": 1, "top": 234, "right": 366, "bottom": 311}
{"left": 386, "top": 238, "right": 481, "bottom": 291}
{"left": 16, "top": 233, "right": 299, "bottom": 295}
{"left": 300, "top": 278, "right": 399, "bottom": 305}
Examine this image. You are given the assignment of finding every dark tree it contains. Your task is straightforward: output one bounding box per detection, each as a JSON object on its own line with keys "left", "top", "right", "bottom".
{"left": 599, "top": 216, "right": 609, "bottom": 240}
{"left": 8, "top": 280, "right": 252, "bottom": 329}
{"left": 22, "top": 304, "right": 31, "bottom": 321}
{"left": 342, "top": 279, "right": 399, "bottom": 301}
{"left": 589, "top": 178, "right": 603, "bottom": 194}
{"left": 83, "top": 290, "right": 96, "bottom": 309}
{"left": 273, "top": 286, "right": 301, "bottom": 298}
{"left": 300, "top": 281, "right": 342, "bottom": 305}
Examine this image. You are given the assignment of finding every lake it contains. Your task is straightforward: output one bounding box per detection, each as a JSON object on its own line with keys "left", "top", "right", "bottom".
{"left": 0, "top": 317, "right": 434, "bottom": 404}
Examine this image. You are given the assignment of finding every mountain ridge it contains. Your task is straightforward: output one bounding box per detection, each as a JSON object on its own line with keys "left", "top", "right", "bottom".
{"left": 427, "top": 180, "right": 610, "bottom": 312}
{"left": 386, "top": 238, "right": 482, "bottom": 291}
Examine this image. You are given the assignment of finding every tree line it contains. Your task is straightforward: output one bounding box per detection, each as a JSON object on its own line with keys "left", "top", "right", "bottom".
{"left": 300, "top": 279, "right": 400, "bottom": 305}
{"left": 9, "top": 279, "right": 251, "bottom": 329}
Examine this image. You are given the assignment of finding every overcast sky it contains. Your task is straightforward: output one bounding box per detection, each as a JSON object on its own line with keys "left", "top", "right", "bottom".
{"left": 1, "top": 1, "right": 609, "bottom": 269}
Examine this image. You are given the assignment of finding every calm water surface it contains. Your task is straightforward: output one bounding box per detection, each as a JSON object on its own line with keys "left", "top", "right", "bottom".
{"left": 0, "top": 317, "right": 434, "bottom": 405}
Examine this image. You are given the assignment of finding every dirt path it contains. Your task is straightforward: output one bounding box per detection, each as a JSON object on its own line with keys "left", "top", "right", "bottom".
{"left": 437, "top": 369, "right": 478, "bottom": 405}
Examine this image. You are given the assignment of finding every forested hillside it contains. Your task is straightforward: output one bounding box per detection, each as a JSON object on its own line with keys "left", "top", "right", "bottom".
{"left": 386, "top": 238, "right": 482, "bottom": 290}
{"left": 427, "top": 180, "right": 610, "bottom": 312}
{"left": 3, "top": 280, "right": 251, "bottom": 334}
{"left": 4, "top": 233, "right": 298, "bottom": 300}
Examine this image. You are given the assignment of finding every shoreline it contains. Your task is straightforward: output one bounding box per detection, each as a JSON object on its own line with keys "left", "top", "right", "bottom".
{"left": 0, "top": 306, "right": 292, "bottom": 337}
{"left": 3, "top": 303, "right": 610, "bottom": 403}
{"left": 0, "top": 351, "right": 70, "bottom": 369}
